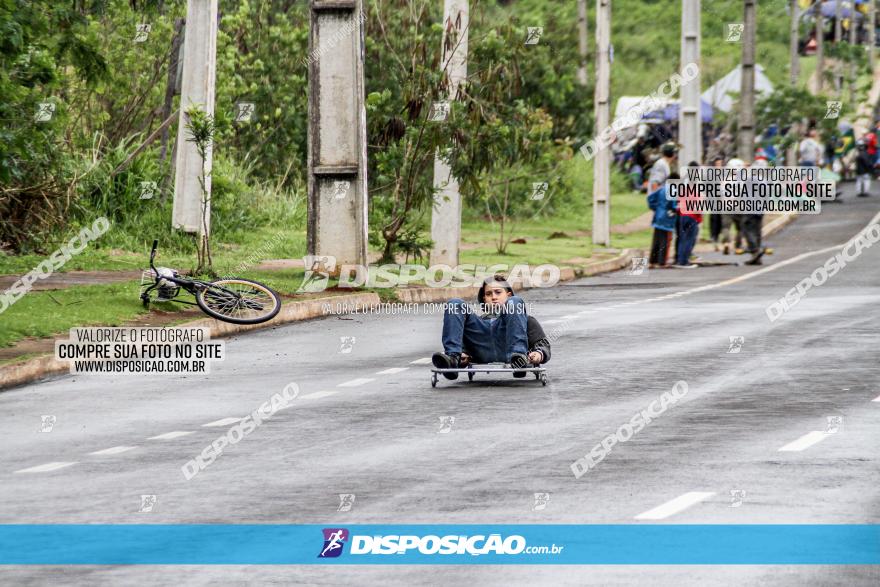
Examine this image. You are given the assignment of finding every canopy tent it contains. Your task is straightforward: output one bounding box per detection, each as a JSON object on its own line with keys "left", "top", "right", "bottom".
{"left": 643, "top": 99, "right": 714, "bottom": 124}
{"left": 701, "top": 64, "right": 774, "bottom": 113}
{"left": 613, "top": 96, "right": 672, "bottom": 127}
{"left": 809, "top": 0, "right": 867, "bottom": 20}
{"left": 612, "top": 96, "right": 712, "bottom": 130}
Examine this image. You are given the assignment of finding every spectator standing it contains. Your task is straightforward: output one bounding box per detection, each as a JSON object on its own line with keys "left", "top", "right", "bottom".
{"left": 709, "top": 156, "right": 724, "bottom": 249}
{"left": 720, "top": 158, "right": 746, "bottom": 255}
{"left": 855, "top": 141, "right": 873, "bottom": 197}
{"left": 674, "top": 161, "right": 702, "bottom": 269}
{"left": 647, "top": 172, "right": 679, "bottom": 268}
{"left": 647, "top": 142, "right": 677, "bottom": 194}
{"left": 742, "top": 156, "right": 767, "bottom": 265}
{"left": 798, "top": 128, "right": 823, "bottom": 167}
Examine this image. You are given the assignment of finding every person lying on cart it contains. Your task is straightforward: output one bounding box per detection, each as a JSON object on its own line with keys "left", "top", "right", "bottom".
{"left": 432, "top": 274, "right": 551, "bottom": 380}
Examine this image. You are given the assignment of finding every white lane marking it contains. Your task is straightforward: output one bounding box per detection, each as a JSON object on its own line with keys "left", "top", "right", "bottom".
{"left": 560, "top": 314, "right": 580, "bottom": 320}
{"left": 872, "top": 395, "right": 880, "bottom": 402}
{"left": 202, "top": 417, "right": 241, "bottom": 428}
{"left": 375, "top": 367, "right": 409, "bottom": 375}
{"left": 543, "top": 319, "right": 564, "bottom": 324}
{"left": 300, "top": 390, "right": 338, "bottom": 400}
{"left": 410, "top": 358, "right": 432, "bottom": 365}
{"left": 778, "top": 431, "right": 831, "bottom": 452}
{"left": 610, "top": 240, "right": 862, "bottom": 312}
{"left": 89, "top": 445, "right": 137, "bottom": 456}
{"left": 635, "top": 491, "right": 716, "bottom": 520}
{"left": 337, "top": 378, "right": 374, "bottom": 388}
{"left": 14, "top": 461, "right": 77, "bottom": 474}
{"left": 148, "top": 431, "right": 195, "bottom": 440}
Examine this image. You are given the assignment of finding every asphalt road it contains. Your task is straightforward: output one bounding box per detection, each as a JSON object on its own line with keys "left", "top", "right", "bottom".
{"left": 1, "top": 186, "right": 879, "bottom": 585}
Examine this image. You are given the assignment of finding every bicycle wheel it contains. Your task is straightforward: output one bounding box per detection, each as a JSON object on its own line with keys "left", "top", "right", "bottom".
{"left": 196, "top": 278, "right": 281, "bottom": 324}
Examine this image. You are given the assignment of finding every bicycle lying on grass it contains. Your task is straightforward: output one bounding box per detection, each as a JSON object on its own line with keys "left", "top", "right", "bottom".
{"left": 140, "top": 240, "right": 281, "bottom": 324}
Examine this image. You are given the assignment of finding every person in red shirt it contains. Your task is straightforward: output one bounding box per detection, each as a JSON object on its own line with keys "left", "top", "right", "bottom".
{"left": 674, "top": 161, "right": 703, "bottom": 268}
{"left": 866, "top": 126, "right": 878, "bottom": 164}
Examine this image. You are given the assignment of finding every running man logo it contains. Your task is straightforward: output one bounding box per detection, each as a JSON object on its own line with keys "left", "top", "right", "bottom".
{"left": 40, "top": 415, "right": 56, "bottom": 433}
{"left": 729, "top": 489, "right": 745, "bottom": 508}
{"left": 297, "top": 255, "right": 336, "bottom": 293}
{"left": 134, "top": 23, "right": 151, "bottom": 43}
{"left": 531, "top": 182, "right": 548, "bottom": 201}
{"left": 35, "top": 102, "right": 55, "bottom": 123}
{"left": 235, "top": 102, "right": 255, "bottom": 123}
{"left": 725, "top": 23, "right": 743, "bottom": 42}
{"left": 139, "top": 494, "right": 157, "bottom": 513}
{"left": 337, "top": 493, "right": 356, "bottom": 512}
{"left": 332, "top": 180, "right": 350, "bottom": 200}
{"left": 438, "top": 416, "right": 455, "bottom": 434}
{"left": 428, "top": 101, "right": 450, "bottom": 122}
{"left": 727, "top": 336, "right": 745, "bottom": 354}
{"left": 824, "top": 101, "right": 842, "bottom": 120}
{"left": 629, "top": 257, "right": 648, "bottom": 276}
{"left": 532, "top": 492, "right": 550, "bottom": 511}
{"left": 525, "top": 27, "right": 543, "bottom": 45}
{"left": 338, "top": 336, "right": 356, "bottom": 354}
{"left": 826, "top": 415, "right": 843, "bottom": 434}
{"left": 318, "top": 528, "right": 349, "bottom": 558}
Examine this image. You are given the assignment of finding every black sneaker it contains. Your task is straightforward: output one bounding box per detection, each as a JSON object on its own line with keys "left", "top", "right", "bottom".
{"left": 745, "top": 248, "right": 765, "bottom": 266}
{"left": 510, "top": 353, "right": 528, "bottom": 378}
{"left": 432, "top": 352, "right": 460, "bottom": 380}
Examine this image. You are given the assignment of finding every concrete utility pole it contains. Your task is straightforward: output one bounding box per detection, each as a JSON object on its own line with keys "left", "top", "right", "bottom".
{"left": 577, "top": 0, "right": 589, "bottom": 86}
{"left": 307, "top": 0, "right": 369, "bottom": 266}
{"left": 172, "top": 0, "right": 218, "bottom": 234}
{"left": 679, "top": 0, "right": 701, "bottom": 166}
{"left": 817, "top": 9, "right": 825, "bottom": 91}
{"left": 850, "top": 5, "right": 857, "bottom": 104}
{"left": 789, "top": 0, "right": 800, "bottom": 85}
{"left": 835, "top": 0, "right": 842, "bottom": 95}
{"left": 871, "top": 0, "right": 876, "bottom": 71}
{"left": 738, "top": 0, "right": 756, "bottom": 162}
{"left": 430, "top": 0, "right": 469, "bottom": 266}
{"left": 592, "top": 0, "right": 611, "bottom": 246}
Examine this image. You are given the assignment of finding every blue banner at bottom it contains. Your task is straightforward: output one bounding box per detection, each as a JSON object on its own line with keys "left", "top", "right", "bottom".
{"left": 0, "top": 525, "right": 877, "bottom": 565}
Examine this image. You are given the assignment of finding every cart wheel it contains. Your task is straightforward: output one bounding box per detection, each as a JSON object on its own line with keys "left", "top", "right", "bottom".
{"left": 533, "top": 371, "right": 540, "bottom": 380}
{"left": 540, "top": 373, "right": 548, "bottom": 386}
{"left": 431, "top": 373, "right": 438, "bottom": 388}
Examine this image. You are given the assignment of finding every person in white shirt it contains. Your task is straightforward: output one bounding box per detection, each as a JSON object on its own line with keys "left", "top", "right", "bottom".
{"left": 798, "top": 128, "right": 823, "bottom": 167}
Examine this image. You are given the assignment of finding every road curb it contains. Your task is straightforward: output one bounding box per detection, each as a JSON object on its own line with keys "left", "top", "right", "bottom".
{"left": 0, "top": 250, "right": 638, "bottom": 391}
{"left": 763, "top": 212, "right": 797, "bottom": 237}
{"left": 0, "top": 292, "right": 380, "bottom": 392}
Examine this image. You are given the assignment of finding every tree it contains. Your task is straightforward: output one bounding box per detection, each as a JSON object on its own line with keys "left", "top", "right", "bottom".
{"left": 183, "top": 105, "right": 216, "bottom": 274}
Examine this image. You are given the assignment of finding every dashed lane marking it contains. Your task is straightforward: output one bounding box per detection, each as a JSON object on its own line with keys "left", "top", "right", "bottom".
{"left": 89, "top": 445, "right": 137, "bottom": 456}
{"left": 14, "top": 462, "right": 77, "bottom": 474}
{"left": 148, "top": 431, "right": 195, "bottom": 440}
{"left": 202, "top": 418, "right": 242, "bottom": 428}
{"left": 410, "top": 358, "right": 432, "bottom": 365}
{"left": 778, "top": 431, "right": 831, "bottom": 452}
{"left": 375, "top": 367, "right": 409, "bottom": 375}
{"left": 635, "top": 491, "right": 716, "bottom": 520}
{"left": 337, "top": 378, "right": 375, "bottom": 388}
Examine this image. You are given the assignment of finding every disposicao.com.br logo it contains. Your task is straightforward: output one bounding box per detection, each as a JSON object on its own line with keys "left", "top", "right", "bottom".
{"left": 297, "top": 256, "right": 560, "bottom": 293}
{"left": 317, "top": 528, "right": 564, "bottom": 558}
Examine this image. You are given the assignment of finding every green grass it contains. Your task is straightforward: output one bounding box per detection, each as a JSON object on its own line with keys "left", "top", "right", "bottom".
{"left": 0, "top": 226, "right": 307, "bottom": 277}
{"left": 0, "top": 281, "right": 152, "bottom": 348}
{"left": 460, "top": 156, "right": 651, "bottom": 266}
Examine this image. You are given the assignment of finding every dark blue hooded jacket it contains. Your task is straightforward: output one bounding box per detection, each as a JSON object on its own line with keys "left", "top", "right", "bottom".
{"left": 647, "top": 185, "right": 677, "bottom": 232}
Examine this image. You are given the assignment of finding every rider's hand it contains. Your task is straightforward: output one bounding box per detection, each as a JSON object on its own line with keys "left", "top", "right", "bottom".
{"left": 528, "top": 351, "right": 543, "bottom": 364}
{"left": 460, "top": 353, "right": 470, "bottom": 365}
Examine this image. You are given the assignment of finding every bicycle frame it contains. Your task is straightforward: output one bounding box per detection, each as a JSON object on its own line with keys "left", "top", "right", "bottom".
{"left": 140, "top": 240, "right": 238, "bottom": 307}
